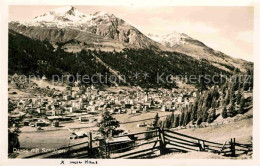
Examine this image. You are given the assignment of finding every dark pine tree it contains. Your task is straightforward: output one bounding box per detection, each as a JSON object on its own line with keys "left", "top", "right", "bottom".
{"left": 97, "top": 110, "right": 120, "bottom": 137}
{"left": 184, "top": 111, "right": 191, "bottom": 126}
{"left": 174, "top": 115, "right": 180, "bottom": 128}
{"left": 197, "top": 117, "right": 203, "bottom": 125}
{"left": 153, "top": 113, "right": 160, "bottom": 128}
{"left": 222, "top": 106, "right": 228, "bottom": 118}
{"left": 238, "top": 97, "right": 246, "bottom": 114}
{"left": 179, "top": 112, "right": 185, "bottom": 126}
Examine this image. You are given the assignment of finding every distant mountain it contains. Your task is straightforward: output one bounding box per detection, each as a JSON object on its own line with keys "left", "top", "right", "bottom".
{"left": 147, "top": 32, "right": 253, "bottom": 73}
{"left": 9, "top": 6, "right": 162, "bottom": 50}
{"left": 148, "top": 31, "right": 201, "bottom": 47}
{"left": 8, "top": 6, "right": 252, "bottom": 74}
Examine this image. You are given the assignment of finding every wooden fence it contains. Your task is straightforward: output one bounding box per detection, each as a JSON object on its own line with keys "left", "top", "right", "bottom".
{"left": 24, "top": 128, "right": 252, "bottom": 159}
{"left": 164, "top": 129, "right": 224, "bottom": 153}
{"left": 92, "top": 129, "right": 160, "bottom": 159}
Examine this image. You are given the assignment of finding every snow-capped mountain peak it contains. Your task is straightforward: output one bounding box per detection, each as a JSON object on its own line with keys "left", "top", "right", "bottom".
{"left": 10, "top": 6, "right": 162, "bottom": 50}
{"left": 29, "top": 6, "right": 91, "bottom": 24}
{"left": 21, "top": 6, "right": 116, "bottom": 29}
{"left": 48, "top": 6, "right": 87, "bottom": 19}
{"left": 51, "top": 6, "right": 77, "bottom": 14}
{"left": 147, "top": 31, "right": 191, "bottom": 47}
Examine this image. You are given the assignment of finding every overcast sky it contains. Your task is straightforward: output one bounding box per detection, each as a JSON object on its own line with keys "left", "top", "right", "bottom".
{"left": 9, "top": 6, "right": 254, "bottom": 61}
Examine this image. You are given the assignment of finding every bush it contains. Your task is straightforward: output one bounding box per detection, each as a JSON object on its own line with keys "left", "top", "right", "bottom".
{"left": 8, "top": 131, "right": 20, "bottom": 153}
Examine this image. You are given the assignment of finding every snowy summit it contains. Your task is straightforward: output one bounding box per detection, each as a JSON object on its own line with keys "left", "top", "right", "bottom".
{"left": 148, "top": 31, "right": 191, "bottom": 47}
{"left": 22, "top": 6, "right": 114, "bottom": 29}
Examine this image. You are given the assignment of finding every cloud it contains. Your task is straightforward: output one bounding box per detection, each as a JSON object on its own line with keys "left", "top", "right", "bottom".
{"left": 236, "top": 31, "right": 253, "bottom": 43}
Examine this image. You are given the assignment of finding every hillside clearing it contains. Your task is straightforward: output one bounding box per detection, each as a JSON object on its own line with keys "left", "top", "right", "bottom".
{"left": 156, "top": 117, "right": 252, "bottom": 159}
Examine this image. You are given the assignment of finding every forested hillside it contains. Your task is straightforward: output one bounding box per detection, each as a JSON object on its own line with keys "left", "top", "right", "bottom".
{"left": 95, "top": 49, "right": 232, "bottom": 89}
{"left": 159, "top": 71, "right": 253, "bottom": 128}
{"left": 9, "top": 30, "right": 239, "bottom": 89}
{"left": 9, "top": 30, "right": 115, "bottom": 85}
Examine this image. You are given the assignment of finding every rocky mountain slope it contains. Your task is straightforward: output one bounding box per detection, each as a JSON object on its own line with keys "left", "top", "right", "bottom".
{"left": 9, "top": 6, "right": 253, "bottom": 74}
{"left": 147, "top": 32, "right": 253, "bottom": 73}
{"left": 9, "top": 6, "right": 162, "bottom": 50}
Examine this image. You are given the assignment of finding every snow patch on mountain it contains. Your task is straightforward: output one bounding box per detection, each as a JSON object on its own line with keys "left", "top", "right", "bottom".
{"left": 9, "top": 6, "right": 166, "bottom": 50}
{"left": 147, "top": 31, "right": 191, "bottom": 47}
{"left": 21, "top": 6, "right": 115, "bottom": 30}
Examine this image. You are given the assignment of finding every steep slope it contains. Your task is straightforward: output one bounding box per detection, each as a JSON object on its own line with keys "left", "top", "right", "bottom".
{"left": 8, "top": 6, "right": 253, "bottom": 74}
{"left": 9, "top": 6, "right": 162, "bottom": 50}
{"left": 8, "top": 30, "right": 117, "bottom": 85}
{"left": 148, "top": 32, "right": 253, "bottom": 73}
{"left": 9, "top": 30, "right": 232, "bottom": 89}
{"left": 9, "top": 22, "right": 135, "bottom": 52}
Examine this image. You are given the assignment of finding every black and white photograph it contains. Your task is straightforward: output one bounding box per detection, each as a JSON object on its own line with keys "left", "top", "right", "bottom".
{"left": 1, "top": 0, "right": 260, "bottom": 165}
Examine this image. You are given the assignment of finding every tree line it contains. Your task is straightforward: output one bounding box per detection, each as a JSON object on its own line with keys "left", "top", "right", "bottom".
{"left": 154, "top": 70, "right": 253, "bottom": 128}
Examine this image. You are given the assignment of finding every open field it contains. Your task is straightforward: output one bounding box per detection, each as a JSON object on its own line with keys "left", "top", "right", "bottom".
{"left": 178, "top": 116, "right": 253, "bottom": 144}
{"left": 17, "top": 109, "right": 170, "bottom": 157}
{"left": 156, "top": 117, "right": 253, "bottom": 159}
{"left": 19, "top": 121, "right": 97, "bottom": 133}
{"left": 17, "top": 129, "right": 88, "bottom": 158}
{"left": 31, "top": 79, "right": 67, "bottom": 91}
{"left": 114, "top": 110, "right": 172, "bottom": 133}
{"left": 17, "top": 111, "right": 252, "bottom": 159}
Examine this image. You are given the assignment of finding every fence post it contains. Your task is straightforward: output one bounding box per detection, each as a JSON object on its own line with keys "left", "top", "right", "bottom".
{"left": 159, "top": 128, "right": 166, "bottom": 155}
{"left": 197, "top": 140, "right": 205, "bottom": 151}
{"left": 105, "top": 142, "right": 108, "bottom": 158}
{"left": 230, "top": 138, "right": 232, "bottom": 156}
{"left": 231, "top": 138, "right": 236, "bottom": 156}
{"left": 197, "top": 140, "right": 202, "bottom": 151}
{"left": 88, "top": 132, "right": 93, "bottom": 157}
{"left": 202, "top": 140, "right": 205, "bottom": 151}
{"left": 230, "top": 138, "right": 236, "bottom": 157}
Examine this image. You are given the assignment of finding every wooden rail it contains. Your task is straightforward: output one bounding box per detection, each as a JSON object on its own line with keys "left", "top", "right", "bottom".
{"left": 166, "top": 141, "right": 199, "bottom": 151}
{"left": 23, "top": 128, "right": 252, "bottom": 159}
{"left": 111, "top": 140, "right": 158, "bottom": 153}
{"left": 113, "top": 146, "right": 160, "bottom": 159}
{"left": 164, "top": 129, "right": 223, "bottom": 146}
{"left": 108, "top": 129, "right": 159, "bottom": 158}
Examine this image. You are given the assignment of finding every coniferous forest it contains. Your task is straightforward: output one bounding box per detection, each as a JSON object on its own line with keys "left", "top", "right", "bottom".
{"left": 9, "top": 30, "right": 238, "bottom": 90}
{"left": 158, "top": 72, "right": 253, "bottom": 128}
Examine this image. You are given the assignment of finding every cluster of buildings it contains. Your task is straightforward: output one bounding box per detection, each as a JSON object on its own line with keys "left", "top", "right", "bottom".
{"left": 9, "top": 83, "right": 198, "bottom": 129}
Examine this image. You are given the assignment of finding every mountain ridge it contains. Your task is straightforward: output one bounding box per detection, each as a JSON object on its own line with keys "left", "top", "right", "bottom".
{"left": 9, "top": 6, "right": 253, "bottom": 73}
{"left": 10, "top": 6, "right": 163, "bottom": 50}
{"left": 147, "top": 32, "right": 253, "bottom": 73}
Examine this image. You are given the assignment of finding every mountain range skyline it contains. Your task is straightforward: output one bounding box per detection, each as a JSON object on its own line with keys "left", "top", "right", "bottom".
{"left": 4, "top": 3, "right": 255, "bottom": 162}
{"left": 9, "top": 5, "right": 253, "bottom": 61}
